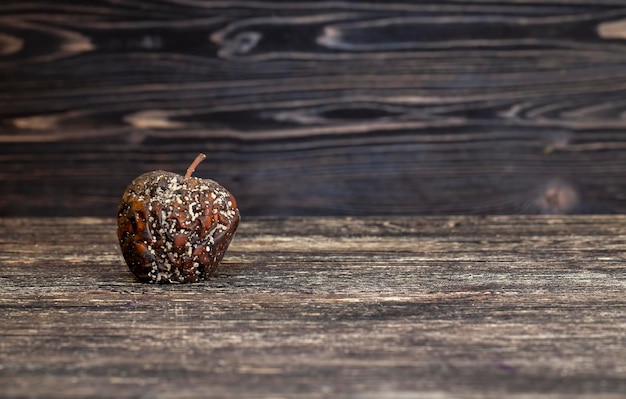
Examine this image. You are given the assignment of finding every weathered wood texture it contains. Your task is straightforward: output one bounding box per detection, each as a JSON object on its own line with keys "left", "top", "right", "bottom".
{"left": 3, "top": 1, "right": 626, "bottom": 216}
{"left": 0, "top": 216, "right": 624, "bottom": 398}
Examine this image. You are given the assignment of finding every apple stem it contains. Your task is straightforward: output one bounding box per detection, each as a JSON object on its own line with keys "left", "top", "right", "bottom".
{"left": 185, "top": 153, "right": 207, "bottom": 179}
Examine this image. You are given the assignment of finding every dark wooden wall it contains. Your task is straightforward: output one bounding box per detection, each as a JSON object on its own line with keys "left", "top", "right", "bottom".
{"left": 2, "top": 0, "right": 626, "bottom": 216}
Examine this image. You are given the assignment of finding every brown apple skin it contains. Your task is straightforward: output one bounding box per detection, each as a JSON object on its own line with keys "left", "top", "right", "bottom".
{"left": 117, "top": 170, "right": 240, "bottom": 283}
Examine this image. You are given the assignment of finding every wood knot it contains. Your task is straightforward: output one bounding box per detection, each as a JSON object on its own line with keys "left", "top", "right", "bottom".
{"left": 530, "top": 180, "right": 580, "bottom": 215}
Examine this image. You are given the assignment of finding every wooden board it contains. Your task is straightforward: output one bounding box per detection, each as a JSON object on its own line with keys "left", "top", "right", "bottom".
{"left": 3, "top": 1, "right": 626, "bottom": 216}
{"left": 0, "top": 216, "right": 624, "bottom": 398}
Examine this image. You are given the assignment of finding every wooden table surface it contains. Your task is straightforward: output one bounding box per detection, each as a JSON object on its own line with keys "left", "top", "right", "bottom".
{"left": 1, "top": 216, "right": 625, "bottom": 398}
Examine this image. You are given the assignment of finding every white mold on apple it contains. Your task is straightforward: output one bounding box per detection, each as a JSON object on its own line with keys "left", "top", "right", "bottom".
{"left": 117, "top": 154, "right": 240, "bottom": 283}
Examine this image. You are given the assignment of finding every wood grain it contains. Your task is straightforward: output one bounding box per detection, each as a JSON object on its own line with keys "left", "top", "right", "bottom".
{"left": 0, "top": 216, "right": 625, "bottom": 398}
{"left": 2, "top": 1, "right": 626, "bottom": 215}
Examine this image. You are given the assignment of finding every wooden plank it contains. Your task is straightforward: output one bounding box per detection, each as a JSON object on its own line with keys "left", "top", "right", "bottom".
{"left": 0, "top": 216, "right": 624, "bottom": 398}
{"left": 3, "top": 1, "right": 626, "bottom": 216}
